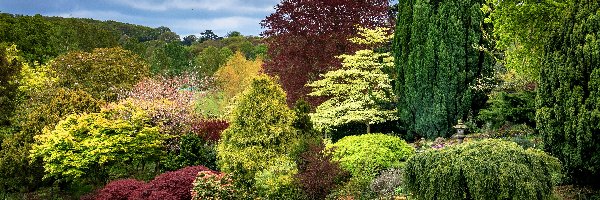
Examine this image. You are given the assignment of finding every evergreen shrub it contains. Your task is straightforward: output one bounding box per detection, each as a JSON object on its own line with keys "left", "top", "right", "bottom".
{"left": 216, "top": 75, "right": 301, "bottom": 198}
{"left": 163, "top": 134, "right": 217, "bottom": 171}
{"left": 330, "top": 133, "right": 415, "bottom": 177}
{"left": 405, "top": 139, "right": 561, "bottom": 200}
{"left": 328, "top": 133, "right": 414, "bottom": 199}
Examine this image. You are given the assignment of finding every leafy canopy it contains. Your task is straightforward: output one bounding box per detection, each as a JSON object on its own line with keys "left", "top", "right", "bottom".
{"left": 486, "top": 0, "right": 568, "bottom": 81}
{"left": 49, "top": 47, "right": 149, "bottom": 101}
{"left": 30, "top": 101, "right": 169, "bottom": 183}
{"left": 308, "top": 27, "right": 397, "bottom": 133}
{"left": 261, "top": 0, "right": 392, "bottom": 105}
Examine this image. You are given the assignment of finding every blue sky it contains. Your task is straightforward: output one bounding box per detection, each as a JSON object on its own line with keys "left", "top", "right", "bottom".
{"left": 0, "top": 0, "right": 280, "bottom": 37}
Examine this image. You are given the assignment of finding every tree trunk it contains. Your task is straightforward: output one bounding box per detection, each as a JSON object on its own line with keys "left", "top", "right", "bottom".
{"left": 367, "top": 123, "right": 371, "bottom": 133}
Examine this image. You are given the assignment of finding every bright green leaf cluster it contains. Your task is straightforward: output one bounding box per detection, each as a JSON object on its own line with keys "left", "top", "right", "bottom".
{"left": 486, "top": 0, "right": 568, "bottom": 81}
{"left": 30, "top": 102, "right": 169, "bottom": 183}
{"left": 330, "top": 133, "right": 415, "bottom": 178}
{"left": 405, "top": 139, "right": 561, "bottom": 200}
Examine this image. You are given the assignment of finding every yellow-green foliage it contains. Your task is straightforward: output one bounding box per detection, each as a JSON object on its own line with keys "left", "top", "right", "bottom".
{"left": 217, "top": 75, "right": 300, "bottom": 198}
{"left": 330, "top": 133, "right": 415, "bottom": 178}
{"left": 307, "top": 27, "right": 396, "bottom": 133}
{"left": 30, "top": 101, "right": 169, "bottom": 183}
{"left": 405, "top": 139, "right": 561, "bottom": 200}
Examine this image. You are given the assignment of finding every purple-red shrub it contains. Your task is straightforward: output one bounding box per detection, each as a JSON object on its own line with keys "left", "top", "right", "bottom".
{"left": 191, "top": 119, "right": 229, "bottom": 143}
{"left": 129, "top": 166, "right": 213, "bottom": 200}
{"left": 296, "top": 143, "right": 350, "bottom": 200}
{"left": 93, "top": 179, "right": 146, "bottom": 200}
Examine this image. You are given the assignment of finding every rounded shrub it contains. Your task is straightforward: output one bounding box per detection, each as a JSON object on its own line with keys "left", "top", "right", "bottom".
{"left": 94, "top": 179, "right": 146, "bottom": 200}
{"left": 163, "top": 134, "right": 217, "bottom": 171}
{"left": 129, "top": 165, "right": 212, "bottom": 200}
{"left": 328, "top": 133, "right": 415, "bottom": 199}
{"left": 296, "top": 143, "right": 350, "bottom": 200}
{"left": 191, "top": 171, "right": 237, "bottom": 200}
{"left": 330, "top": 133, "right": 415, "bottom": 177}
{"left": 404, "top": 139, "right": 561, "bottom": 200}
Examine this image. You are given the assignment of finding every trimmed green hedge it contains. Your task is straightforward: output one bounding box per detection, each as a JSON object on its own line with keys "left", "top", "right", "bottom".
{"left": 405, "top": 139, "right": 561, "bottom": 200}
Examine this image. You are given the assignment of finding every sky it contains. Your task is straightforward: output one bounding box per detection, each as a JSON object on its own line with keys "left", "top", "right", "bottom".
{"left": 0, "top": 0, "right": 281, "bottom": 37}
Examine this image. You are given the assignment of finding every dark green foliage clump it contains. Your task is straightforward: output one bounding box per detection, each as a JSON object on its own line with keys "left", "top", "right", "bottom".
{"left": 163, "top": 134, "right": 217, "bottom": 171}
{"left": 0, "top": 43, "right": 22, "bottom": 127}
{"left": 405, "top": 139, "right": 561, "bottom": 200}
{"left": 478, "top": 90, "right": 536, "bottom": 130}
{"left": 394, "top": 0, "right": 493, "bottom": 139}
{"left": 536, "top": 0, "right": 600, "bottom": 184}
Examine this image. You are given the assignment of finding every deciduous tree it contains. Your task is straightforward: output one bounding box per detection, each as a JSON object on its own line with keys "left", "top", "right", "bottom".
{"left": 308, "top": 27, "right": 397, "bottom": 134}
{"left": 486, "top": 0, "right": 567, "bottom": 81}
{"left": 261, "top": 0, "right": 392, "bottom": 106}
{"left": 0, "top": 44, "right": 23, "bottom": 127}
{"left": 214, "top": 51, "right": 263, "bottom": 103}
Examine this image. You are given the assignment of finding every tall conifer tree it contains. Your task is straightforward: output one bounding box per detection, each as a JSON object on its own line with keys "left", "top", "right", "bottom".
{"left": 537, "top": 0, "right": 600, "bottom": 184}
{"left": 394, "top": 0, "right": 493, "bottom": 138}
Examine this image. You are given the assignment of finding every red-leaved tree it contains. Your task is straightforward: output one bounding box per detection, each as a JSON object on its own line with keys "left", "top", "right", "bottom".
{"left": 261, "top": 0, "right": 392, "bottom": 106}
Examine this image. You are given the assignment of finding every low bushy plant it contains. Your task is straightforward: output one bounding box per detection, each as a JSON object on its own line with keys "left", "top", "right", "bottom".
{"left": 94, "top": 179, "right": 146, "bottom": 200}
{"left": 30, "top": 101, "right": 168, "bottom": 184}
{"left": 296, "top": 143, "right": 349, "bottom": 200}
{"left": 191, "top": 171, "right": 237, "bottom": 200}
{"left": 129, "top": 166, "right": 212, "bottom": 200}
{"left": 330, "top": 133, "right": 415, "bottom": 178}
{"left": 405, "top": 139, "right": 561, "bottom": 200}
{"left": 370, "top": 168, "right": 405, "bottom": 199}
{"left": 163, "top": 134, "right": 217, "bottom": 171}
{"left": 328, "top": 133, "right": 414, "bottom": 199}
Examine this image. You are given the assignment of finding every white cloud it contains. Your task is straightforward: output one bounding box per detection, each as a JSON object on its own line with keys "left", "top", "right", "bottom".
{"left": 111, "top": 0, "right": 275, "bottom": 13}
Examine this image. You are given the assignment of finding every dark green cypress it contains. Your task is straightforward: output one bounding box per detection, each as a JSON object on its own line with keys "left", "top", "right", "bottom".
{"left": 537, "top": 0, "right": 600, "bottom": 184}
{"left": 394, "top": 0, "right": 492, "bottom": 139}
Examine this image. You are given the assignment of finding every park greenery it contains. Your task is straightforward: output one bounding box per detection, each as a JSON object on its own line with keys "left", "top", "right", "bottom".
{"left": 0, "top": 0, "right": 599, "bottom": 199}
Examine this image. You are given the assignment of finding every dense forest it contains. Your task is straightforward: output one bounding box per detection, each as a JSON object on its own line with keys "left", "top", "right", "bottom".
{"left": 0, "top": 0, "right": 599, "bottom": 199}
